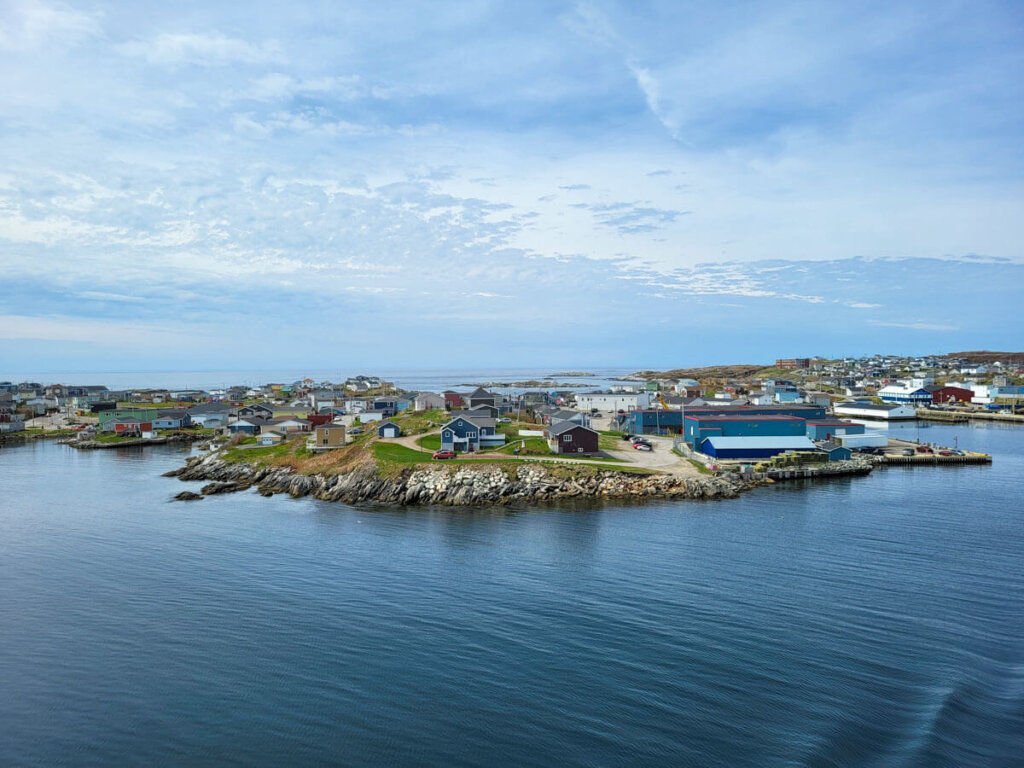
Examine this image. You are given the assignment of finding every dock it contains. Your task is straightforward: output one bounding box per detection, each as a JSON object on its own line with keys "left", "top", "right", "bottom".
{"left": 916, "top": 408, "right": 1024, "bottom": 424}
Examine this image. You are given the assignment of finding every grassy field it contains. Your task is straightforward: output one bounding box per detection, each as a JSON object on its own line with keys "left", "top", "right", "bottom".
{"left": 417, "top": 434, "right": 442, "bottom": 450}
{"left": 395, "top": 409, "right": 446, "bottom": 435}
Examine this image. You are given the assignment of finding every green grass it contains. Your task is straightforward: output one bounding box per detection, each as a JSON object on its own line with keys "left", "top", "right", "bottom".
{"left": 395, "top": 409, "right": 447, "bottom": 435}
{"left": 222, "top": 441, "right": 294, "bottom": 464}
{"left": 488, "top": 436, "right": 551, "bottom": 456}
{"left": 417, "top": 434, "right": 442, "bottom": 450}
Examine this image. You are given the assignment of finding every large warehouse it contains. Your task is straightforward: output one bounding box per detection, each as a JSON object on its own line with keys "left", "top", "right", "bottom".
{"left": 683, "top": 414, "right": 808, "bottom": 449}
{"left": 701, "top": 436, "right": 818, "bottom": 459}
{"left": 575, "top": 391, "right": 651, "bottom": 412}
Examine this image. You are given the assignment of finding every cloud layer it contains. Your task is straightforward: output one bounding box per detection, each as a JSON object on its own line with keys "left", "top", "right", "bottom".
{"left": 1, "top": 0, "right": 1021, "bottom": 371}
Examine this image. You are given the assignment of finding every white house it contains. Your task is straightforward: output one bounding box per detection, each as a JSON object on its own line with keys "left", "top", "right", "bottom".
{"left": 574, "top": 391, "right": 651, "bottom": 412}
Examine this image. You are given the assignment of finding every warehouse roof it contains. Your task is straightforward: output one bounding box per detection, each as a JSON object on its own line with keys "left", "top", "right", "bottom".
{"left": 702, "top": 436, "right": 817, "bottom": 450}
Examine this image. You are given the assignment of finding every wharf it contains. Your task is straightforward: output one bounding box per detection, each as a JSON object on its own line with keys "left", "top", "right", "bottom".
{"left": 916, "top": 408, "right": 1024, "bottom": 424}
{"left": 879, "top": 453, "right": 991, "bottom": 465}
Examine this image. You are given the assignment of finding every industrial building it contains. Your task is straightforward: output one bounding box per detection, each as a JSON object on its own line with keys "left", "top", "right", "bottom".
{"left": 804, "top": 420, "right": 866, "bottom": 441}
{"left": 683, "top": 414, "right": 808, "bottom": 449}
{"left": 700, "top": 435, "right": 817, "bottom": 459}
{"left": 833, "top": 402, "right": 916, "bottom": 420}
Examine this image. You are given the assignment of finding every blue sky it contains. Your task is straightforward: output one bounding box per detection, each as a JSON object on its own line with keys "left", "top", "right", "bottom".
{"left": 1, "top": 0, "right": 1022, "bottom": 373}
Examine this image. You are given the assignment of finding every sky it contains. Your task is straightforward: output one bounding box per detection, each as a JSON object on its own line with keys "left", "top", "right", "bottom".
{"left": 1, "top": 0, "right": 1022, "bottom": 374}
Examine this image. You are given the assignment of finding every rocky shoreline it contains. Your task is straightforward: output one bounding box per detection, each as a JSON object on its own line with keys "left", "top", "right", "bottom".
{"left": 167, "top": 451, "right": 758, "bottom": 506}
{"left": 65, "top": 433, "right": 209, "bottom": 449}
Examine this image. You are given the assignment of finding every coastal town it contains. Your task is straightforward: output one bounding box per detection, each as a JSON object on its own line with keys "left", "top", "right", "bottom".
{"left": 2, "top": 351, "right": 1019, "bottom": 504}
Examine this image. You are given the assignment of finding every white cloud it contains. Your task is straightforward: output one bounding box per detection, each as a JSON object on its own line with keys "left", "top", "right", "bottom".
{"left": 116, "top": 32, "right": 284, "bottom": 67}
{"left": 869, "top": 320, "right": 958, "bottom": 332}
{"left": 0, "top": 0, "right": 100, "bottom": 51}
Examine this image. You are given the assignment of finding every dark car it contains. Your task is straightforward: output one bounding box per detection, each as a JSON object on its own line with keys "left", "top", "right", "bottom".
{"left": 433, "top": 450, "right": 456, "bottom": 460}
{"left": 621, "top": 434, "right": 634, "bottom": 441}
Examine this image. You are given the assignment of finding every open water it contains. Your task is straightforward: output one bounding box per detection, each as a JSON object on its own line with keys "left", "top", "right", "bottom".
{"left": 1, "top": 421, "right": 1022, "bottom": 767}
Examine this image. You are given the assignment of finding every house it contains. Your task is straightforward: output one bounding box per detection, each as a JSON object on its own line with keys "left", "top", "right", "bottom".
{"left": 443, "top": 391, "right": 464, "bottom": 409}
{"left": 467, "top": 387, "right": 500, "bottom": 409}
{"left": 545, "top": 420, "right": 599, "bottom": 454}
{"left": 258, "top": 431, "right": 285, "bottom": 446}
{"left": 414, "top": 392, "right": 445, "bottom": 411}
{"left": 817, "top": 441, "right": 852, "bottom": 461}
{"left": 454, "top": 403, "right": 498, "bottom": 419}
{"left": 439, "top": 415, "right": 505, "bottom": 453}
{"left": 700, "top": 435, "right": 817, "bottom": 459}
{"left": 354, "top": 411, "right": 384, "bottom": 423}
{"left": 152, "top": 410, "right": 192, "bottom": 429}
{"left": 309, "top": 423, "right": 346, "bottom": 451}
{"left": 111, "top": 418, "right": 153, "bottom": 437}
{"left": 264, "top": 417, "right": 311, "bottom": 433}
{"left": 377, "top": 421, "right": 401, "bottom": 438}
{"left": 0, "top": 407, "right": 25, "bottom": 433}
{"left": 237, "top": 403, "right": 275, "bottom": 419}
{"left": 228, "top": 417, "right": 267, "bottom": 435}
{"left": 186, "top": 403, "right": 231, "bottom": 428}
{"left": 575, "top": 391, "right": 651, "bottom": 412}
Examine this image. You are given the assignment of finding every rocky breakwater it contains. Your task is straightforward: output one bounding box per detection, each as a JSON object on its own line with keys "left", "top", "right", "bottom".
{"left": 167, "top": 451, "right": 756, "bottom": 506}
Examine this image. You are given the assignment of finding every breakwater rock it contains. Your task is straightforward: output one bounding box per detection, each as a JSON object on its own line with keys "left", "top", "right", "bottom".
{"left": 171, "top": 451, "right": 755, "bottom": 506}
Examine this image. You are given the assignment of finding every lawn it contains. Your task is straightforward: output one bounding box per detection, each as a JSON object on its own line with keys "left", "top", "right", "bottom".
{"left": 417, "top": 434, "right": 442, "bottom": 450}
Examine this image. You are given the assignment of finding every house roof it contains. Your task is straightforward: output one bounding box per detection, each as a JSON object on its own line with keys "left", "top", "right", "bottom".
{"left": 703, "top": 436, "right": 817, "bottom": 450}
{"left": 317, "top": 423, "right": 346, "bottom": 431}
{"left": 445, "top": 415, "right": 495, "bottom": 429}
{"left": 547, "top": 420, "right": 596, "bottom": 437}
{"left": 377, "top": 420, "right": 398, "bottom": 429}
{"left": 468, "top": 387, "right": 494, "bottom": 399}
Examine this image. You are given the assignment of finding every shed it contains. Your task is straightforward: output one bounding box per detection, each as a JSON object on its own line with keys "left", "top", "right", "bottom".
{"left": 377, "top": 420, "right": 401, "bottom": 439}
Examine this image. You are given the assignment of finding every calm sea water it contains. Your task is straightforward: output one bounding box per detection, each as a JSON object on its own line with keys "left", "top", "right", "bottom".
{"left": 2, "top": 422, "right": 1023, "bottom": 767}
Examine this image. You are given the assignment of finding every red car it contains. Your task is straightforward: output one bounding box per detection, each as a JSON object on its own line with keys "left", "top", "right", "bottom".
{"left": 433, "top": 450, "right": 456, "bottom": 460}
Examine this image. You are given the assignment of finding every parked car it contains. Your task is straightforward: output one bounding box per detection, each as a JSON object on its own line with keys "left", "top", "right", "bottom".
{"left": 432, "top": 450, "right": 456, "bottom": 460}
{"left": 630, "top": 436, "right": 651, "bottom": 446}
{"left": 497, "top": 417, "right": 511, "bottom": 423}
{"left": 633, "top": 443, "right": 652, "bottom": 451}
{"left": 621, "top": 434, "right": 634, "bottom": 441}
{"left": 350, "top": 428, "right": 363, "bottom": 435}
{"left": 915, "top": 445, "right": 933, "bottom": 453}
{"left": 902, "top": 448, "right": 915, "bottom": 456}
{"left": 938, "top": 450, "right": 952, "bottom": 456}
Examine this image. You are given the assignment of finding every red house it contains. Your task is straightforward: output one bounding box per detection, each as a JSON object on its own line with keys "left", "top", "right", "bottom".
{"left": 113, "top": 419, "right": 152, "bottom": 436}
{"left": 306, "top": 412, "right": 333, "bottom": 428}
{"left": 443, "top": 391, "right": 464, "bottom": 410}
{"left": 927, "top": 386, "right": 973, "bottom": 404}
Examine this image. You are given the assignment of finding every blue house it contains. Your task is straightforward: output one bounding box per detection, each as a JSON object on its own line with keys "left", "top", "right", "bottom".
{"left": 439, "top": 415, "right": 505, "bottom": 453}
{"left": 817, "top": 441, "right": 853, "bottom": 461}
{"left": 377, "top": 420, "right": 401, "bottom": 438}
{"left": 152, "top": 410, "right": 192, "bottom": 429}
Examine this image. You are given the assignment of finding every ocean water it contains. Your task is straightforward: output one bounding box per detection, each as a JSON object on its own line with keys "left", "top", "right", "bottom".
{"left": 1, "top": 422, "right": 1022, "bottom": 767}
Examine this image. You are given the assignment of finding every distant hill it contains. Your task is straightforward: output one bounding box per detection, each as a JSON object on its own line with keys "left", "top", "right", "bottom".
{"left": 943, "top": 351, "right": 1024, "bottom": 365}
{"left": 627, "top": 365, "right": 766, "bottom": 381}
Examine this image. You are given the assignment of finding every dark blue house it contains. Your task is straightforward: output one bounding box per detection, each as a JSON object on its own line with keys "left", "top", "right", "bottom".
{"left": 440, "top": 415, "right": 505, "bottom": 453}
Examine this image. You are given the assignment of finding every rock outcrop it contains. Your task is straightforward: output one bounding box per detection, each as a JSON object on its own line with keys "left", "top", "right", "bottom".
{"left": 171, "top": 450, "right": 755, "bottom": 506}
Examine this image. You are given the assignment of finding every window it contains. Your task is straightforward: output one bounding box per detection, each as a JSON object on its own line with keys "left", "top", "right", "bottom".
{"left": 467, "top": 431, "right": 477, "bottom": 438}
{"left": 562, "top": 434, "right": 573, "bottom": 442}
